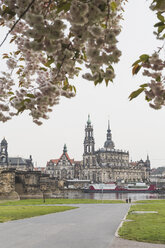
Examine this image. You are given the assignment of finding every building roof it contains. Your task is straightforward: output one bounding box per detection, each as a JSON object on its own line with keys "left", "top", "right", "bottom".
{"left": 151, "top": 167, "right": 165, "bottom": 175}
{"left": 47, "top": 151, "right": 74, "bottom": 167}
{"left": 8, "top": 157, "right": 32, "bottom": 167}
{"left": 130, "top": 162, "right": 138, "bottom": 166}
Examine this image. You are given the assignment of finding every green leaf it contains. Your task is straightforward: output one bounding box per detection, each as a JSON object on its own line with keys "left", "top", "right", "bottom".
{"left": 140, "top": 83, "right": 148, "bottom": 88}
{"left": 129, "top": 88, "right": 144, "bottom": 101}
{"left": 15, "top": 50, "right": 21, "bottom": 55}
{"left": 158, "top": 25, "right": 165, "bottom": 34}
{"left": 73, "top": 86, "right": 76, "bottom": 93}
{"left": 94, "top": 73, "right": 103, "bottom": 85}
{"left": 17, "top": 105, "right": 26, "bottom": 114}
{"left": 2, "top": 6, "right": 16, "bottom": 18}
{"left": 154, "top": 22, "right": 164, "bottom": 27}
{"left": 9, "top": 96, "right": 16, "bottom": 101}
{"left": 75, "top": 67, "right": 82, "bottom": 71}
{"left": 139, "top": 54, "right": 149, "bottom": 62}
{"left": 156, "top": 75, "right": 161, "bottom": 82}
{"left": 157, "top": 12, "right": 164, "bottom": 22}
{"left": 64, "top": 77, "right": 68, "bottom": 86}
{"left": 2, "top": 55, "right": 9, "bottom": 59}
{"left": 132, "top": 64, "right": 141, "bottom": 75}
{"left": 62, "top": 85, "right": 68, "bottom": 90}
{"left": 56, "top": 2, "right": 71, "bottom": 14}
{"left": 101, "top": 23, "right": 106, "bottom": 29}
{"left": 110, "top": 2, "right": 117, "bottom": 11}
{"left": 26, "top": 94, "right": 35, "bottom": 98}
{"left": 2, "top": 4, "right": 6, "bottom": 11}
{"left": 24, "top": 98, "right": 31, "bottom": 102}
{"left": 39, "top": 67, "right": 47, "bottom": 71}
{"left": 132, "top": 59, "right": 141, "bottom": 67}
{"left": 16, "top": 69, "right": 22, "bottom": 75}
{"left": 94, "top": 81, "right": 99, "bottom": 86}
{"left": 105, "top": 79, "right": 109, "bottom": 86}
{"left": 8, "top": 92, "right": 14, "bottom": 95}
{"left": 108, "top": 65, "right": 114, "bottom": 71}
{"left": 57, "top": 63, "right": 61, "bottom": 70}
{"left": 10, "top": 36, "right": 17, "bottom": 43}
{"left": 44, "top": 56, "right": 54, "bottom": 67}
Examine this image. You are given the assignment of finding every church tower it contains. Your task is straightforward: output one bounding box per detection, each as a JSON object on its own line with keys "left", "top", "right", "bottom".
{"left": 83, "top": 115, "right": 96, "bottom": 167}
{"left": 104, "top": 120, "right": 115, "bottom": 149}
{"left": 145, "top": 154, "right": 151, "bottom": 174}
{"left": 0, "top": 138, "right": 8, "bottom": 165}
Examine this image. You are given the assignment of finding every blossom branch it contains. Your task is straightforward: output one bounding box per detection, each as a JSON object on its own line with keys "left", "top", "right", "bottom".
{"left": 0, "top": 0, "right": 36, "bottom": 47}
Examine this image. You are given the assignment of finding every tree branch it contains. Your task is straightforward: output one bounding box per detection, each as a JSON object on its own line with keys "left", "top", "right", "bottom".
{"left": 106, "top": 0, "right": 110, "bottom": 29}
{"left": 0, "top": 0, "right": 36, "bottom": 47}
{"left": 44, "top": 0, "right": 53, "bottom": 18}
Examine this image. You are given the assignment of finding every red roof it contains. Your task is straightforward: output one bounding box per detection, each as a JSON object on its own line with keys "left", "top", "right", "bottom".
{"left": 130, "top": 162, "right": 138, "bottom": 166}
{"left": 51, "top": 159, "right": 59, "bottom": 163}
{"left": 47, "top": 152, "right": 74, "bottom": 166}
{"left": 65, "top": 152, "right": 74, "bottom": 164}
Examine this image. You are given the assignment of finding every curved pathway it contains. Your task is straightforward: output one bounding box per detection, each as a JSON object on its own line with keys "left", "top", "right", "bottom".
{"left": 0, "top": 204, "right": 129, "bottom": 248}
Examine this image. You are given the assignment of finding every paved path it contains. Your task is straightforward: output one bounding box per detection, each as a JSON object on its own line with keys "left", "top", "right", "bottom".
{"left": 111, "top": 237, "right": 165, "bottom": 248}
{"left": 0, "top": 204, "right": 130, "bottom": 248}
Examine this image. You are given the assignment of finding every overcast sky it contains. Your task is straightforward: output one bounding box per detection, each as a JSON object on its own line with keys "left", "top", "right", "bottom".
{"left": 0, "top": 0, "right": 164, "bottom": 168}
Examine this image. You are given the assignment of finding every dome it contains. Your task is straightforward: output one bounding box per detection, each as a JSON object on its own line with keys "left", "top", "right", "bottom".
{"left": 104, "top": 140, "right": 115, "bottom": 149}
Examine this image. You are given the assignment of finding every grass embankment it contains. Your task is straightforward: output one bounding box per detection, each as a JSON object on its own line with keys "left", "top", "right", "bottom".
{"left": 0, "top": 198, "right": 124, "bottom": 205}
{"left": 0, "top": 206, "right": 77, "bottom": 223}
{"left": 119, "top": 199, "right": 165, "bottom": 244}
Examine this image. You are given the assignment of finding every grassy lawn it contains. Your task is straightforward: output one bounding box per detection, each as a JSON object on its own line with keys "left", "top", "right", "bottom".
{"left": 119, "top": 200, "right": 165, "bottom": 244}
{"left": 0, "top": 198, "right": 124, "bottom": 205}
{"left": 0, "top": 206, "right": 77, "bottom": 223}
{"left": 136, "top": 199, "right": 165, "bottom": 204}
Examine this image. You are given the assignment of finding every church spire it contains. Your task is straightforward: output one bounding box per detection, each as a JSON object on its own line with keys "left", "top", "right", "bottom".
{"left": 87, "top": 114, "right": 91, "bottom": 126}
{"left": 104, "top": 120, "right": 115, "bottom": 149}
{"left": 147, "top": 154, "right": 149, "bottom": 161}
{"left": 108, "top": 120, "right": 110, "bottom": 130}
{"left": 63, "top": 144, "right": 67, "bottom": 153}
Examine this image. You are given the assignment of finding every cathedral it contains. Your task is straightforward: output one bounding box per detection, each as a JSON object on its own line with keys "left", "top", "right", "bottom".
{"left": 81, "top": 115, "right": 150, "bottom": 183}
{"left": 46, "top": 116, "right": 151, "bottom": 183}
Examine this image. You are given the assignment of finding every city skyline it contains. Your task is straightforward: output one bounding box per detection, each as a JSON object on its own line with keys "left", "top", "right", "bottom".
{"left": 0, "top": 114, "right": 161, "bottom": 168}
{"left": 0, "top": 0, "right": 165, "bottom": 168}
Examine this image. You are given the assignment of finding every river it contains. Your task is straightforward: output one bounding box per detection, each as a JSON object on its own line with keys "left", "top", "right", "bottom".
{"left": 64, "top": 191, "right": 165, "bottom": 201}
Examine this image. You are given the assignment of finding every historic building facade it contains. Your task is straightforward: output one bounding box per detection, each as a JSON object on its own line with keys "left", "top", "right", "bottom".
{"left": 46, "top": 144, "right": 77, "bottom": 179}
{"left": 80, "top": 116, "right": 150, "bottom": 183}
{"left": 0, "top": 138, "right": 33, "bottom": 170}
{"left": 46, "top": 116, "right": 151, "bottom": 183}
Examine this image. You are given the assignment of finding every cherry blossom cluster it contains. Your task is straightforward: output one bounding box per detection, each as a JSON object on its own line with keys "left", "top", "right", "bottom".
{"left": 0, "top": 0, "right": 124, "bottom": 124}
{"left": 142, "top": 0, "right": 165, "bottom": 110}
{"left": 131, "top": 0, "right": 165, "bottom": 110}
{"left": 142, "top": 53, "right": 165, "bottom": 109}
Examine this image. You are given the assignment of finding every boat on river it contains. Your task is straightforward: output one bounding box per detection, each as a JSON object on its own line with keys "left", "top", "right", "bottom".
{"left": 83, "top": 182, "right": 157, "bottom": 193}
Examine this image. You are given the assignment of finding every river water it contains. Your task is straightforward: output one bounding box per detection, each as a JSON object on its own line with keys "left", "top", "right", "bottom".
{"left": 65, "top": 191, "right": 165, "bottom": 201}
